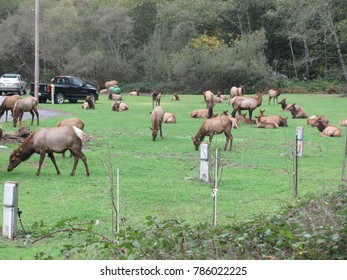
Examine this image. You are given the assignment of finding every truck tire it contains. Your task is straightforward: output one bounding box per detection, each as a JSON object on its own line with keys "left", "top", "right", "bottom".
{"left": 55, "top": 93, "right": 65, "bottom": 104}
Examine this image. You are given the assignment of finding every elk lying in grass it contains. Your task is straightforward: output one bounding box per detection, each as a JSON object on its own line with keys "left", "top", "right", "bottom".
{"left": 286, "top": 103, "right": 308, "bottom": 118}
{"left": 151, "top": 91, "right": 162, "bottom": 109}
{"left": 278, "top": 98, "right": 301, "bottom": 112}
{"left": 306, "top": 115, "right": 329, "bottom": 126}
{"left": 82, "top": 95, "right": 95, "bottom": 109}
{"left": 191, "top": 111, "right": 233, "bottom": 151}
{"left": 7, "top": 126, "right": 90, "bottom": 176}
{"left": 0, "top": 95, "right": 22, "bottom": 122}
{"left": 231, "top": 92, "right": 263, "bottom": 119}
{"left": 255, "top": 116, "right": 278, "bottom": 129}
{"left": 128, "top": 89, "right": 140, "bottom": 96}
{"left": 108, "top": 92, "right": 123, "bottom": 101}
{"left": 163, "top": 112, "right": 176, "bottom": 123}
{"left": 339, "top": 118, "right": 347, "bottom": 127}
{"left": 112, "top": 102, "right": 129, "bottom": 111}
{"left": 150, "top": 106, "right": 164, "bottom": 141}
{"left": 216, "top": 91, "right": 228, "bottom": 101}
{"left": 309, "top": 117, "right": 341, "bottom": 137}
{"left": 171, "top": 93, "right": 180, "bottom": 101}
{"left": 268, "top": 88, "right": 281, "bottom": 105}
{"left": 13, "top": 96, "right": 39, "bottom": 127}
{"left": 257, "top": 109, "right": 288, "bottom": 127}
{"left": 240, "top": 113, "right": 256, "bottom": 124}
{"left": 190, "top": 105, "right": 215, "bottom": 119}
{"left": 56, "top": 117, "right": 85, "bottom": 158}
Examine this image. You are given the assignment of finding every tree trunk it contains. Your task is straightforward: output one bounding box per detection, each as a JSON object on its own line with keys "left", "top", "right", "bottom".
{"left": 289, "top": 36, "right": 298, "bottom": 79}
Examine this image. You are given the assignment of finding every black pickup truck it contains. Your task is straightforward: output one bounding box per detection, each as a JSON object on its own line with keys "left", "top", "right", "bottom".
{"left": 30, "top": 75, "right": 98, "bottom": 104}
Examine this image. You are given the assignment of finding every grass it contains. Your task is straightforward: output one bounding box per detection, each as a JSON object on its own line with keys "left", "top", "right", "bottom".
{"left": 0, "top": 92, "right": 346, "bottom": 259}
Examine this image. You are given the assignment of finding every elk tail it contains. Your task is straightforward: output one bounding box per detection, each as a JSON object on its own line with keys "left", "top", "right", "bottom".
{"left": 73, "top": 126, "right": 84, "bottom": 141}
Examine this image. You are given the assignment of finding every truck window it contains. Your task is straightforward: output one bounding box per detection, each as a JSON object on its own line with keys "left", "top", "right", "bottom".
{"left": 71, "top": 77, "right": 84, "bottom": 86}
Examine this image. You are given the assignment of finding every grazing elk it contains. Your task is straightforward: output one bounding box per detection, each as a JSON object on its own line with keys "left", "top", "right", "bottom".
{"left": 268, "top": 88, "right": 281, "bottom": 105}
{"left": 7, "top": 126, "right": 90, "bottom": 176}
{"left": 192, "top": 111, "right": 233, "bottom": 151}
{"left": 151, "top": 91, "right": 162, "bottom": 109}
{"left": 82, "top": 95, "right": 95, "bottom": 109}
{"left": 230, "top": 92, "right": 263, "bottom": 119}
{"left": 150, "top": 106, "right": 164, "bottom": 141}
{"left": 56, "top": 117, "right": 85, "bottom": 158}
{"left": 112, "top": 102, "right": 129, "bottom": 111}
{"left": 255, "top": 116, "right": 279, "bottom": 129}
{"left": 309, "top": 117, "right": 341, "bottom": 137}
{"left": 13, "top": 96, "right": 39, "bottom": 127}
{"left": 0, "top": 95, "right": 23, "bottom": 122}
{"left": 286, "top": 103, "right": 308, "bottom": 118}
{"left": 163, "top": 112, "right": 176, "bottom": 123}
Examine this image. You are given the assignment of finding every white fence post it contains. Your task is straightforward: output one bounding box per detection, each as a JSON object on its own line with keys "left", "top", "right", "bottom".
{"left": 200, "top": 142, "right": 211, "bottom": 182}
{"left": 296, "top": 126, "right": 304, "bottom": 157}
{"left": 2, "top": 181, "right": 19, "bottom": 239}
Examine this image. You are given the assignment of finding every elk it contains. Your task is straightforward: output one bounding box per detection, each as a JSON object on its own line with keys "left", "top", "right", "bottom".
{"left": 306, "top": 115, "right": 329, "bottom": 126}
{"left": 128, "top": 89, "right": 140, "bottom": 96}
{"left": 229, "top": 85, "right": 244, "bottom": 102}
{"left": 230, "top": 92, "right": 263, "bottom": 119}
{"left": 108, "top": 92, "right": 123, "bottom": 101}
{"left": 309, "top": 117, "right": 341, "bottom": 137}
{"left": 163, "top": 112, "right": 176, "bottom": 123}
{"left": 0, "top": 95, "right": 23, "bottom": 122}
{"left": 190, "top": 105, "right": 215, "bottom": 119}
{"left": 151, "top": 91, "right": 162, "bottom": 109}
{"left": 216, "top": 91, "right": 228, "bottom": 101}
{"left": 240, "top": 113, "right": 256, "bottom": 124}
{"left": 112, "top": 102, "right": 129, "bottom": 111}
{"left": 99, "top": 80, "right": 118, "bottom": 90}
{"left": 339, "top": 118, "right": 347, "bottom": 127}
{"left": 286, "top": 103, "right": 308, "bottom": 118}
{"left": 150, "top": 106, "right": 164, "bottom": 141}
{"left": 12, "top": 96, "right": 39, "bottom": 127}
{"left": 82, "top": 95, "right": 95, "bottom": 109}
{"left": 171, "top": 93, "right": 180, "bottom": 101}
{"left": 255, "top": 116, "right": 279, "bottom": 129}
{"left": 278, "top": 98, "right": 301, "bottom": 112}
{"left": 257, "top": 109, "right": 288, "bottom": 127}
{"left": 268, "top": 88, "right": 281, "bottom": 105}
{"left": 192, "top": 111, "right": 233, "bottom": 151}
{"left": 203, "top": 90, "right": 216, "bottom": 108}
{"left": 56, "top": 117, "right": 85, "bottom": 158}
{"left": 7, "top": 126, "right": 90, "bottom": 176}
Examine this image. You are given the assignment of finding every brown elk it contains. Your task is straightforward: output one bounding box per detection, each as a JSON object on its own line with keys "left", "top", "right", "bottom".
{"left": 99, "top": 80, "right": 118, "bottom": 90}
{"left": 7, "top": 126, "right": 90, "bottom": 176}
{"left": 150, "top": 106, "right": 164, "bottom": 141}
{"left": 190, "top": 105, "right": 215, "bottom": 119}
{"left": 163, "top": 112, "right": 176, "bottom": 123}
{"left": 108, "top": 92, "right": 123, "bottom": 101}
{"left": 128, "top": 89, "right": 140, "bottom": 96}
{"left": 0, "top": 95, "right": 22, "bottom": 122}
{"left": 191, "top": 111, "right": 233, "bottom": 151}
{"left": 268, "top": 88, "right": 281, "bottom": 105}
{"left": 230, "top": 92, "right": 263, "bottom": 119}
{"left": 286, "top": 103, "right": 308, "bottom": 118}
{"left": 82, "top": 95, "right": 95, "bottom": 109}
{"left": 278, "top": 98, "right": 301, "bottom": 112}
{"left": 112, "top": 102, "right": 129, "bottom": 111}
{"left": 151, "top": 91, "right": 162, "bottom": 109}
{"left": 309, "top": 117, "right": 341, "bottom": 137}
{"left": 216, "top": 91, "right": 228, "bottom": 101}
{"left": 240, "top": 113, "right": 256, "bottom": 124}
{"left": 255, "top": 116, "right": 279, "bottom": 129}
{"left": 56, "top": 117, "right": 85, "bottom": 158}
{"left": 13, "top": 96, "right": 39, "bottom": 127}
{"left": 171, "top": 93, "right": 180, "bottom": 101}
{"left": 306, "top": 115, "right": 329, "bottom": 126}
{"left": 339, "top": 118, "right": 347, "bottom": 127}
{"left": 203, "top": 90, "right": 216, "bottom": 108}
{"left": 229, "top": 85, "right": 244, "bottom": 102}
{"left": 257, "top": 109, "right": 288, "bottom": 127}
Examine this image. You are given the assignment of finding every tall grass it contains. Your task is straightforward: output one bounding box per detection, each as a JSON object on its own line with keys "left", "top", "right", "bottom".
{"left": 0, "top": 92, "right": 346, "bottom": 259}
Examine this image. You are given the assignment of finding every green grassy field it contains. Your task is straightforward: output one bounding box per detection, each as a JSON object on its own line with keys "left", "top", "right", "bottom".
{"left": 0, "top": 92, "right": 346, "bottom": 259}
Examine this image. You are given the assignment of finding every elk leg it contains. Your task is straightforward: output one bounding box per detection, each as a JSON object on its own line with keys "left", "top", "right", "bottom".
{"left": 36, "top": 152, "right": 47, "bottom": 176}
{"left": 47, "top": 152, "right": 61, "bottom": 175}
{"left": 29, "top": 110, "right": 35, "bottom": 125}
{"left": 159, "top": 122, "right": 163, "bottom": 139}
{"left": 70, "top": 150, "right": 90, "bottom": 176}
{"left": 33, "top": 108, "right": 39, "bottom": 125}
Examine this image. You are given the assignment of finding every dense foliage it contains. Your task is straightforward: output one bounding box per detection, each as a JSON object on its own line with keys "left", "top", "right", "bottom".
{"left": 0, "top": 0, "right": 346, "bottom": 92}
{"left": 31, "top": 186, "right": 346, "bottom": 260}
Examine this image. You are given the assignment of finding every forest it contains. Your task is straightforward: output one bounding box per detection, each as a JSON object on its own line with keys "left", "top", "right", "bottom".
{"left": 0, "top": 0, "right": 346, "bottom": 93}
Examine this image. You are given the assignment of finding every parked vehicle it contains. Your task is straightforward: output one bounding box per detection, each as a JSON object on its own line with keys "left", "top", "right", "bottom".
{"left": 30, "top": 75, "right": 98, "bottom": 104}
{"left": 0, "top": 73, "right": 27, "bottom": 95}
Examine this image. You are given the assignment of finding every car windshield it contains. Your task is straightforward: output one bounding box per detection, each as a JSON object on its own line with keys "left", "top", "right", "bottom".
{"left": 2, "top": 74, "right": 18, "bottom": 79}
